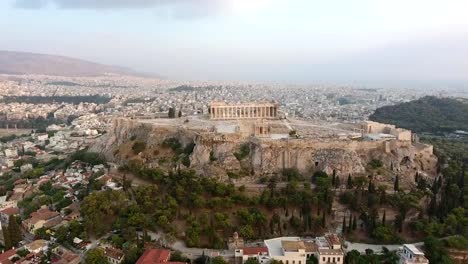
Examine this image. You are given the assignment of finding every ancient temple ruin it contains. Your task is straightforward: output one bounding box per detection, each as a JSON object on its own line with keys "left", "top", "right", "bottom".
{"left": 209, "top": 102, "right": 280, "bottom": 120}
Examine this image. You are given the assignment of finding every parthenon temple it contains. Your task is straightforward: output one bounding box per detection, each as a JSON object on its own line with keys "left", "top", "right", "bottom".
{"left": 209, "top": 102, "right": 279, "bottom": 120}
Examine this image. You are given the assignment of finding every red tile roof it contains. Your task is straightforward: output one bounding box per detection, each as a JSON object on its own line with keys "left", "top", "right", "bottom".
{"left": 104, "top": 247, "right": 124, "bottom": 260}
{"left": 136, "top": 249, "right": 171, "bottom": 264}
{"left": 242, "top": 247, "right": 268, "bottom": 255}
{"left": 0, "top": 248, "right": 17, "bottom": 264}
{"left": 0, "top": 207, "right": 19, "bottom": 216}
{"left": 30, "top": 208, "right": 60, "bottom": 221}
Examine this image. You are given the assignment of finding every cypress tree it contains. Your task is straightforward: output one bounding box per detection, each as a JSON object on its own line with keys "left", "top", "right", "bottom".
{"left": 348, "top": 214, "right": 353, "bottom": 232}
{"left": 335, "top": 177, "right": 341, "bottom": 189}
{"left": 382, "top": 210, "right": 386, "bottom": 226}
{"left": 347, "top": 174, "right": 353, "bottom": 189}
{"left": 2, "top": 224, "right": 12, "bottom": 249}
{"left": 168, "top": 107, "right": 176, "bottom": 118}
{"left": 178, "top": 110, "right": 182, "bottom": 118}
{"left": 7, "top": 215, "right": 21, "bottom": 249}
{"left": 322, "top": 212, "right": 326, "bottom": 228}
{"left": 458, "top": 165, "right": 465, "bottom": 189}
{"left": 394, "top": 175, "right": 399, "bottom": 192}
{"left": 332, "top": 170, "right": 336, "bottom": 186}
{"left": 342, "top": 216, "right": 346, "bottom": 234}
{"left": 368, "top": 180, "right": 375, "bottom": 193}
{"left": 352, "top": 215, "right": 357, "bottom": 230}
{"left": 415, "top": 172, "right": 419, "bottom": 183}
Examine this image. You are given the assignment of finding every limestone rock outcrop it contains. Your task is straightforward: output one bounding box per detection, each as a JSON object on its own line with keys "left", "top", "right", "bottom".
{"left": 91, "top": 118, "right": 438, "bottom": 186}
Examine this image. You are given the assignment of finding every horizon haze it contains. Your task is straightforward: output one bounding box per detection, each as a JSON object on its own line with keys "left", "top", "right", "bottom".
{"left": 1, "top": 0, "right": 468, "bottom": 85}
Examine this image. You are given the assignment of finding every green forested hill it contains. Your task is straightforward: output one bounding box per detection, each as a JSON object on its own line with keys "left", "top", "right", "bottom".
{"left": 370, "top": 96, "right": 468, "bottom": 133}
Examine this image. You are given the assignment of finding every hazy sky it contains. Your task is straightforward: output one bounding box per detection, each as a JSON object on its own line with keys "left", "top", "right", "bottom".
{"left": 1, "top": 0, "right": 468, "bottom": 84}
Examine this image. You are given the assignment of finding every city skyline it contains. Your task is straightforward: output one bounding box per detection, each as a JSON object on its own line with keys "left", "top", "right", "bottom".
{"left": 1, "top": 0, "right": 468, "bottom": 84}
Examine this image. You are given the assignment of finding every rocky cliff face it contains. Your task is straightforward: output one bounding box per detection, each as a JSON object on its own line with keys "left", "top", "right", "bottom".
{"left": 92, "top": 118, "right": 438, "bottom": 185}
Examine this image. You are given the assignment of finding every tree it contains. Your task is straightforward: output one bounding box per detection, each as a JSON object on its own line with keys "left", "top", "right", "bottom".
{"left": 382, "top": 210, "right": 386, "bottom": 226}
{"left": 347, "top": 174, "right": 353, "bottom": 189}
{"left": 85, "top": 248, "right": 109, "bottom": 264}
{"left": 122, "top": 174, "right": 132, "bottom": 192}
{"left": 132, "top": 141, "right": 146, "bottom": 154}
{"left": 378, "top": 185, "right": 388, "bottom": 205}
{"left": 372, "top": 226, "right": 398, "bottom": 243}
{"left": 81, "top": 190, "right": 127, "bottom": 236}
{"left": 321, "top": 212, "right": 326, "bottom": 228}
{"left": 332, "top": 170, "right": 336, "bottom": 186}
{"left": 345, "top": 250, "right": 361, "bottom": 264}
{"left": 170, "top": 251, "right": 190, "bottom": 263}
{"left": 342, "top": 216, "right": 347, "bottom": 234}
{"left": 2, "top": 224, "right": 12, "bottom": 249}
{"left": 335, "top": 176, "right": 341, "bottom": 189}
{"left": 394, "top": 175, "right": 399, "bottom": 192}
{"left": 307, "top": 255, "right": 318, "bottom": 264}
{"left": 194, "top": 253, "right": 209, "bottom": 264}
{"left": 424, "top": 236, "right": 452, "bottom": 264}
{"left": 7, "top": 215, "right": 22, "bottom": 248}
{"left": 211, "top": 256, "right": 227, "bottom": 264}
{"left": 178, "top": 110, "right": 182, "bottom": 118}
{"left": 352, "top": 215, "right": 357, "bottom": 230}
{"left": 168, "top": 107, "right": 176, "bottom": 118}
{"left": 348, "top": 214, "right": 353, "bottom": 232}
{"left": 245, "top": 258, "right": 260, "bottom": 264}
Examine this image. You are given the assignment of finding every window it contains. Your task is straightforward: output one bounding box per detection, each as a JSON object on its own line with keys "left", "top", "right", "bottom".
{"left": 333, "top": 257, "right": 335, "bottom": 262}
{"left": 337, "top": 257, "right": 340, "bottom": 262}
{"left": 323, "top": 257, "right": 325, "bottom": 262}
{"left": 328, "top": 257, "right": 331, "bottom": 262}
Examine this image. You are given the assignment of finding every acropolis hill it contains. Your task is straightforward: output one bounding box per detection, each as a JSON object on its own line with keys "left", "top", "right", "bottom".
{"left": 92, "top": 102, "right": 437, "bottom": 188}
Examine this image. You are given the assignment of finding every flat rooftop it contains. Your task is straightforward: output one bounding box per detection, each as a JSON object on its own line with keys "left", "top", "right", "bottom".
{"left": 281, "top": 241, "right": 306, "bottom": 252}
{"left": 404, "top": 244, "right": 424, "bottom": 255}
{"left": 264, "top": 237, "right": 301, "bottom": 257}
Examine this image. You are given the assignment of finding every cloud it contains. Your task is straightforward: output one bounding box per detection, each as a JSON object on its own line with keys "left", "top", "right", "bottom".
{"left": 15, "top": 0, "right": 229, "bottom": 17}
{"left": 15, "top": 0, "right": 48, "bottom": 9}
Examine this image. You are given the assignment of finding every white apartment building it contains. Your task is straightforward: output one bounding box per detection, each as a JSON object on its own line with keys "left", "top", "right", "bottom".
{"left": 237, "top": 234, "right": 344, "bottom": 264}
{"left": 234, "top": 247, "right": 270, "bottom": 264}
{"left": 315, "top": 235, "right": 344, "bottom": 264}
{"left": 264, "top": 237, "right": 307, "bottom": 264}
{"left": 399, "top": 244, "right": 429, "bottom": 264}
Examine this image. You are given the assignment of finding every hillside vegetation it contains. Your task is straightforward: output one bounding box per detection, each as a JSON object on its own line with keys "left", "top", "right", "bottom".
{"left": 370, "top": 96, "right": 468, "bottom": 133}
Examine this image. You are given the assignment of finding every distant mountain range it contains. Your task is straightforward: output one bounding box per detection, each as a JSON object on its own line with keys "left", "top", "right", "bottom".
{"left": 0, "top": 50, "right": 149, "bottom": 77}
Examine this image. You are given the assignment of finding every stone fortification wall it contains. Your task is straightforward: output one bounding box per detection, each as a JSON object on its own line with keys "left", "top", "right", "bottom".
{"left": 92, "top": 118, "right": 437, "bottom": 183}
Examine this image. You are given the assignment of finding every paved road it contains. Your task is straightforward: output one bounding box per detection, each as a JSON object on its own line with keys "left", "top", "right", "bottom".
{"left": 344, "top": 241, "right": 423, "bottom": 253}
{"left": 147, "top": 231, "right": 235, "bottom": 259}
{"left": 147, "top": 230, "right": 426, "bottom": 257}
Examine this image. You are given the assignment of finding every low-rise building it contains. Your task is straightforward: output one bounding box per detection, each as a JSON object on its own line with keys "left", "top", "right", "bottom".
{"left": 0, "top": 207, "right": 19, "bottom": 225}
{"left": 24, "top": 239, "right": 48, "bottom": 254}
{"left": 52, "top": 246, "right": 81, "bottom": 264}
{"left": 103, "top": 246, "right": 125, "bottom": 264}
{"left": 23, "top": 207, "right": 62, "bottom": 232}
{"left": 136, "top": 248, "right": 171, "bottom": 264}
{"left": 398, "top": 244, "right": 429, "bottom": 264}
{"left": 0, "top": 248, "right": 18, "bottom": 264}
{"left": 235, "top": 247, "right": 269, "bottom": 264}
{"left": 314, "top": 234, "right": 344, "bottom": 264}
{"left": 264, "top": 237, "right": 307, "bottom": 264}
